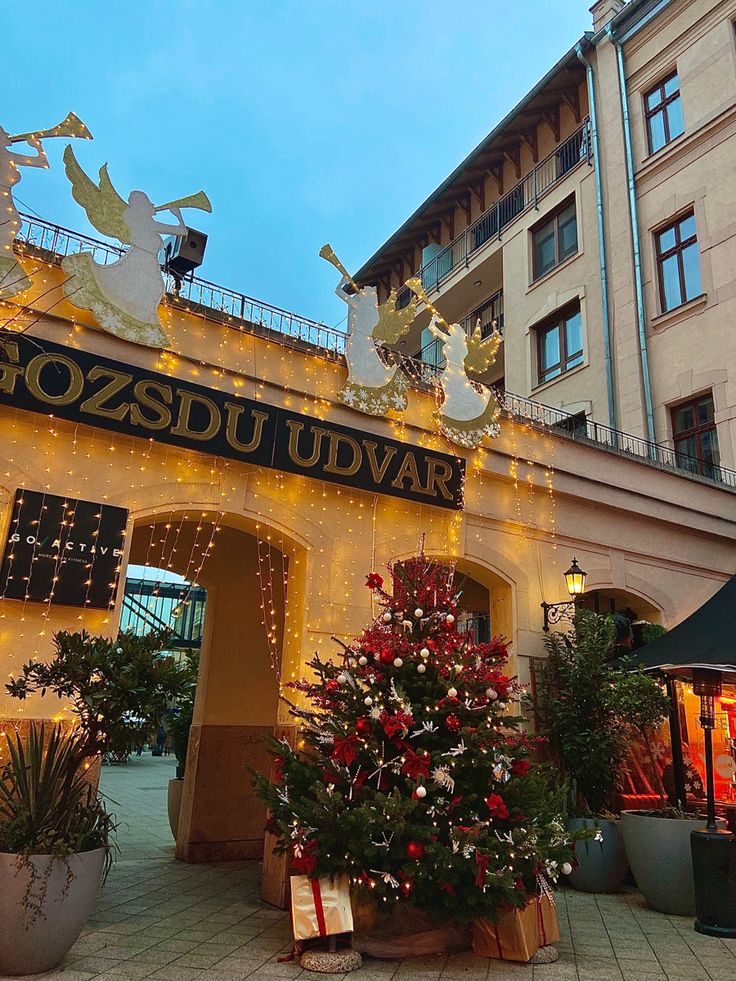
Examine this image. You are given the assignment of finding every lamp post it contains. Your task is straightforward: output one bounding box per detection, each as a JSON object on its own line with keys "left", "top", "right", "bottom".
{"left": 689, "top": 668, "right": 736, "bottom": 937}
{"left": 541, "top": 557, "right": 587, "bottom": 632}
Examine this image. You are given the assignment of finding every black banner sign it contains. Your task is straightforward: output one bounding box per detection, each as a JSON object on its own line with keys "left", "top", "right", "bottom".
{"left": 0, "top": 334, "right": 465, "bottom": 509}
{"left": 0, "top": 489, "right": 128, "bottom": 609}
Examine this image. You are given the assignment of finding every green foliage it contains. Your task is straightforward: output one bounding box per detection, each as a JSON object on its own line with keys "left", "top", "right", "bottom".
{"left": 642, "top": 622, "right": 667, "bottom": 646}
{"left": 164, "top": 651, "right": 199, "bottom": 770}
{"left": 5, "top": 629, "right": 191, "bottom": 763}
{"left": 255, "top": 556, "right": 588, "bottom": 922}
{"left": 538, "top": 611, "right": 669, "bottom": 816}
{"left": 0, "top": 723, "right": 116, "bottom": 922}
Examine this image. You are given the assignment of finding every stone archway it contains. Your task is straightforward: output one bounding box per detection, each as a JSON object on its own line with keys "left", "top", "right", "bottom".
{"left": 125, "top": 510, "right": 305, "bottom": 864}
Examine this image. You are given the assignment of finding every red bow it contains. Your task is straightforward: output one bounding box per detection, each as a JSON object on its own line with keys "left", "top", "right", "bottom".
{"left": 332, "top": 733, "right": 359, "bottom": 765}
{"left": 475, "top": 849, "right": 489, "bottom": 888}
{"left": 291, "top": 839, "right": 318, "bottom": 875}
{"left": 402, "top": 749, "right": 431, "bottom": 780}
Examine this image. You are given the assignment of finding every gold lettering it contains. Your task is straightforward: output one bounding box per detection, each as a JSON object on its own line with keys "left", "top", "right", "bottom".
{"left": 0, "top": 341, "right": 23, "bottom": 395}
{"left": 225, "top": 403, "right": 268, "bottom": 453}
{"left": 324, "top": 431, "right": 362, "bottom": 477}
{"left": 171, "top": 389, "right": 221, "bottom": 441}
{"left": 424, "top": 457, "right": 455, "bottom": 501}
{"left": 25, "top": 353, "right": 84, "bottom": 406}
{"left": 363, "top": 440, "right": 397, "bottom": 484}
{"left": 79, "top": 366, "right": 132, "bottom": 421}
{"left": 286, "top": 420, "right": 325, "bottom": 468}
{"left": 391, "top": 451, "right": 424, "bottom": 493}
{"left": 130, "top": 379, "right": 173, "bottom": 430}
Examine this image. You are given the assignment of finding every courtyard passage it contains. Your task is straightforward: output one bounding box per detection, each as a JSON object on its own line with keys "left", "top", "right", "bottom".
{"left": 15, "top": 755, "right": 736, "bottom": 981}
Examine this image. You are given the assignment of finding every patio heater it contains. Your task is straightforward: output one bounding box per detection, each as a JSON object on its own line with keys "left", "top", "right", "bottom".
{"left": 689, "top": 668, "right": 736, "bottom": 937}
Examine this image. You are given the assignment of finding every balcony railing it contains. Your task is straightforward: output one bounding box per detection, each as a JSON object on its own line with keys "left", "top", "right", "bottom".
{"left": 395, "top": 119, "right": 592, "bottom": 309}
{"left": 16, "top": 214, "right": 347, "bottom": 359}
{"left": 10, "top": 211, "right": 736, "bottom": 493}
{"left": 418, "top": 288, "right": 504, "bottom": 370}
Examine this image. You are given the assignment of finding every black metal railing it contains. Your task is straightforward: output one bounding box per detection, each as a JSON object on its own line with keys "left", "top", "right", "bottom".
{"left": 417, "top": 288, "right": 504, "bottom": 371}
{"left": 395, "top": 120, "right": 591, "bottom": 310}
{"left": 120, "top": 577, "right": 206, "bottom": 649}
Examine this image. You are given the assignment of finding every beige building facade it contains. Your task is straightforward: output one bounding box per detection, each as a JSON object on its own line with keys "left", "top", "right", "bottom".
{"left": 357, "top": 0, "right": 736, "bottom": 478}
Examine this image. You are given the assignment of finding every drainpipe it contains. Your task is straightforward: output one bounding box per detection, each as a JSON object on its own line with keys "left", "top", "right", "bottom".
{"left": 607, "top": 24, "right": 657, "bottom": 444}
{"left": 576, "top": 42, "right": 616, "bottom": 431}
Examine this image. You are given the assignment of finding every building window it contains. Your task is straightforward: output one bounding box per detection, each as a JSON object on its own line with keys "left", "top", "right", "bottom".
{"left": 645, "top": 72, "right": 684, "bottom": 154}
{"left": 532, "top": 200, "right": 578, "bottom": 280}
{"left": 671, "top": 394, "right": 720, "bottom": 478}
{"left": 536, "top": 304, "right": 584, "bottom": 384}
{"left": 656, "top": 211, "right": 701, "bottom": 312}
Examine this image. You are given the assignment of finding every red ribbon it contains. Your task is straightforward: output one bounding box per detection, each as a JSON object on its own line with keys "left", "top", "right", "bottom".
{"left": 537, "top": 897, "right": 547, "bottom": 946}
{"left": 310, "top": 877, "right": 328, "bottom": 937}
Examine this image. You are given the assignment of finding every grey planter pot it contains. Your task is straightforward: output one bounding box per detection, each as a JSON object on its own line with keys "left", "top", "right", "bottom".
{"left": 0, "top": 847, "right": 105, "bottom": 975}
{"left": 168, "top": 776, "right": 183, "bottom": 840}
{"left": 621, "top": 809, "right": 724, "bottom": 916}
{"left": 566, "top": 817, "right": 628, "bottom": 893}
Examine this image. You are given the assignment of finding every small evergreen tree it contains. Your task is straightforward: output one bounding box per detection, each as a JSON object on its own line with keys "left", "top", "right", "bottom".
{"left": 256, "top": 554, "right": 580, "bottom": 922}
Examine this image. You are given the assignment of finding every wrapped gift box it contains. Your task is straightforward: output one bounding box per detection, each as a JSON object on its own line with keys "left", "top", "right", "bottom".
{"left": 473, "top": 895, "right": 559, "bottom": 962}
{"left": 290, "top": 874, "right": 353, "bottom": 941}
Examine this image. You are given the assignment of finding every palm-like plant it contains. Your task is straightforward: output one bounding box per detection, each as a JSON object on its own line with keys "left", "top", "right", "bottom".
{"left": 0, "top": 723, "right": 115, "bottom": 921}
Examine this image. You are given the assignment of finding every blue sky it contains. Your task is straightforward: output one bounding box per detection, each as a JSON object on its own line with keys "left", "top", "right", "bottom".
{"left": 9, "top": 1, "right": 591, "bottom": 330}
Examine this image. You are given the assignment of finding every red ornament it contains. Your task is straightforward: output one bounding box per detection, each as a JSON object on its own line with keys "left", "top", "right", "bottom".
{"left": 366, "top": 573, "right": 384, "bottom": 590}
{"left": 445, "top": 714, "right": 461, "bottom": 732}
{"left": 485, "top": 793, "right": 510, "bottom": 819}
{"left": 356, "top": 718, "right": 372, "bottom": 736}
{"left": 379, "top": 647, "right": 395, "bottom": 665}
{"left": 511, "top": 759, "right": 531, "bottom": 778}
{"left": 400, "top": 878, "right": 413, "bottom": 897}
{"left": 406, "top": 841, "right": 425, "bottom": 860}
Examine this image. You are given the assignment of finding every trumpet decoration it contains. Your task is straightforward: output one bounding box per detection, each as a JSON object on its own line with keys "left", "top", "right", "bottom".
{"left": 406, "top": 278, "right": 502, "bottom": 449}
{"left": 0, "top": 112, "right": 92, "bottom": 301}
{"left": 322, "top": 243, "right": 417, "bottom": 416}
{"left": 61, "top": 146, "right": 211, "bottom": 348}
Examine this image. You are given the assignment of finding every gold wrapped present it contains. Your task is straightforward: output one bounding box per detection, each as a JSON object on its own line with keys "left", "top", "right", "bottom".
{"left": 290, "top": 875, "right": 353, "bottom": 942}
{"left": 472, "top": 901, "right": 540, "bottom": 962}
{"left": 536, "top": 894, "right": 560, "bottom": 947}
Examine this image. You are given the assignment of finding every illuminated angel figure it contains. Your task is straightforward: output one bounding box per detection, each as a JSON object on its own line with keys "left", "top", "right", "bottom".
{"left": 427, "top": 315, "right": 502, "bottom": 448}
{"left": 62, "top": 146, "right": 211, "bottom": 348}
{"left": 0, "top": 128, "right": 47, "bottom": 299}
{"left": 320, "top": 244, "right": 416, "bottom": 416}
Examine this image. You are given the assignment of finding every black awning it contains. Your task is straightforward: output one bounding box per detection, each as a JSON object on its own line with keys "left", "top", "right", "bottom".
{"left": 631, "top": 574, "right": 736, "bottom": 676}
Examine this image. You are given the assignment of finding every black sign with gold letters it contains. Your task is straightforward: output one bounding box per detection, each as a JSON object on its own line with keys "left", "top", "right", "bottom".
{"left": 0, "top": 488, "right": 128, "bottom": 608}
{"left": 0, "top": 334, "right": 465, "bottom": 509}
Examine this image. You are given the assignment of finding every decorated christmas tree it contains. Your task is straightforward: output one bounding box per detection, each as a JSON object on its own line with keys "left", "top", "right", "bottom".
{"left": 256, "top": 552, "right": 580, "bottom": 923}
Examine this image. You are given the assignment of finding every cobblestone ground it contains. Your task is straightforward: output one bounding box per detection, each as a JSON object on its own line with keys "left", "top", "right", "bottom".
{"left": 17, "top": 756, "right": 736, "bottom": 981}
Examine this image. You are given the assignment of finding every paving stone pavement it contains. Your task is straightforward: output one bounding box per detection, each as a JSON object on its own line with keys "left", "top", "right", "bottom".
{"left": 10, "top": 755, "right": 736, "bottom": 981}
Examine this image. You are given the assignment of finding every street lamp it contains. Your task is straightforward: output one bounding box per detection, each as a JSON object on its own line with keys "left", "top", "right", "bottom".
{"left": 542, "top": 557, "right": 587, "bottom": 632}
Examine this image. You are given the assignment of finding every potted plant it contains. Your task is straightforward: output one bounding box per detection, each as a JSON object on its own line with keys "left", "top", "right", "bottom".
{"left": 538, "top": 611, "right": 668, "bottom": 893}
{"left": 0, "top": 723, "right": 115, "bottom": 976}
{"left": 614, "top": 667, "right": 716, "bottom": 916}
{"left": 5, "top": 628, "right": 190, "bottom": 767}
{"left": 163, "top": 651, "right": 199, "bottom": 839}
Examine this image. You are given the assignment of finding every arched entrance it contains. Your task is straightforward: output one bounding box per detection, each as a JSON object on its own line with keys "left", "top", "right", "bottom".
{"left": 125, "top": 511, "right": 302, "bottom": 863}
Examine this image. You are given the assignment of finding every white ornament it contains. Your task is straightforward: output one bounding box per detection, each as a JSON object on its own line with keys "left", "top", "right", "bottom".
{"left": 414, "top": 608, "right": 424, "bottom": 618}
{"left": 402, "top": 620, "right": 413, "bottom": 629}
{"left": 327, "top": 257, "right": 416, "bottom": 417}
{"left": 561, "top": 862, "right": 573, "bottom": 876}
{"left": 453, "top": 664, "right": 462, "bottom": 673}
{"left": 498, "top": 702, "right": 506, "bottom": 710}
{"left": 415, "top": 785, "right": 427, "bottom": 799}
{"left": 422, "top": 313, "right": 502, "bottom": 449}
{"left": 337, "top": 673, "right": 347, "bottom": 684}
{"left": 486, "top": 688, "right": 498, "bottom": 700}
{"left": 447, "top": 687, "right": 458, "bottom": 699}
{"left": 420, "top": 647, "right": 430, "bottom": 659}
{"left": 358, "top": 656, "right": 368, "bottom": 666}
{"left": 393, "top": 658, "right": 403, "bottom": 668}
{"left": 446, "top": 614, "right": 455, "bottom": 624}
{"left": 364, "top": 696, "right": 373, "bottom": 707}
{"left": 383, "top": 612, "right": 393, "bottom": 623}
{"left": 417, "top": 664, "right": 426, "bottom": 674}
{"left": 62, "top": 147, "right": 211, "bottom": 348}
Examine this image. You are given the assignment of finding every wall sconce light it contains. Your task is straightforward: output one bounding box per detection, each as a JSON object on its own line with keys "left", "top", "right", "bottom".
{"left": 541, "top": 557, "right": 587, "bottom": 632}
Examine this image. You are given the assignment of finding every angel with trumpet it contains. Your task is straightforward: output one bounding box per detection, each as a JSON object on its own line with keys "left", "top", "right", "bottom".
{"left": 320, "top": 243, "right": 416, "bottom": 416}
{"left": 0, "top": 112, "right": 91, "bottom": 301}
{"left": 406, "top": 278, "right": 502, "bottom": 448}
{"left": 62, "top": 146, "right": 211, "bottom": 348}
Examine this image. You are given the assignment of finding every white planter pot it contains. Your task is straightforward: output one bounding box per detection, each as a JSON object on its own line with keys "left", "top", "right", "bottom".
{"left": 0, "top": 847, "right": 105, "bottom": 975}
{"left": 168, "top": 776, "right": 183, "bottom": 840}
